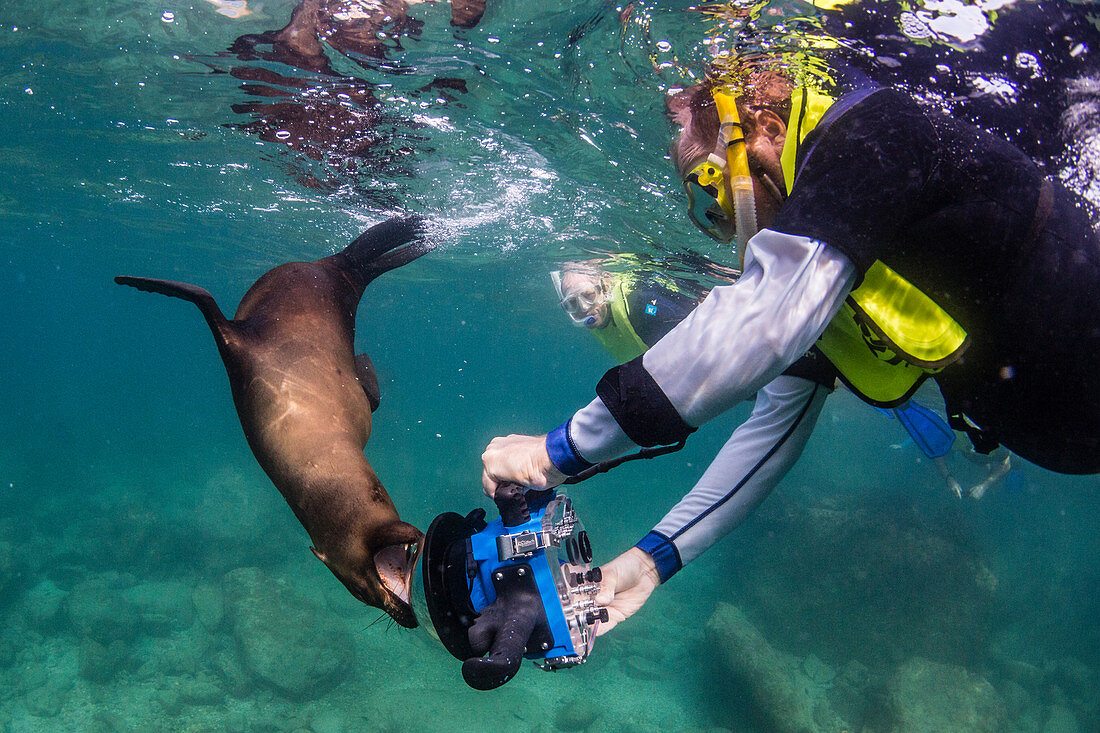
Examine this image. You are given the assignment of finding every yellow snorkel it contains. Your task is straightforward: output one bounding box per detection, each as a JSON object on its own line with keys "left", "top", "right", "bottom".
{"left": 682, "top": 86, "right": 759, "bottom": 266}
{"left": 712, "top": 87, "right": 758, "bottom": 263}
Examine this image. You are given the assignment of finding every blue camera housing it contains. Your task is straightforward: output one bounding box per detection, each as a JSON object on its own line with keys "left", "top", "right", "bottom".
{"left": 419, "top": 489, "right": 603, "bottom": 683}
{"left": 467, "top": 499, "right": 579, "bottom": 661}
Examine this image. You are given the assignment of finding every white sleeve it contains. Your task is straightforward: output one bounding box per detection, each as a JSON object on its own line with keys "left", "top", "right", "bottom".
{"left": 568, "top": 230, "right": 854, "bottom": 462}
{"left": 652, "top": 375, "right": 828, "bottom": 569}
{"left": 643, "top": 229, "right": 854, "bottom": 426}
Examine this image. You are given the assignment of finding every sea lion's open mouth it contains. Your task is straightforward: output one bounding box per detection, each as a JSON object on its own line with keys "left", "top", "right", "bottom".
{"left": 375, "top": 541, "right": 420, "bottom": 606}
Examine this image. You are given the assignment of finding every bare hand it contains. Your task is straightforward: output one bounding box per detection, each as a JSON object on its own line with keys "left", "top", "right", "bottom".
{"left": 594, "top": 547, "right": 660, "bottom": 636}
{"left": 480, "top": 434, "right": 566, "bottom": 497}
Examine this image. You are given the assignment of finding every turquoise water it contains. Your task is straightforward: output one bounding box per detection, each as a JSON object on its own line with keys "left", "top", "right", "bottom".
{"left": 1, "top": 0, "right": 1098, "bottom": 730}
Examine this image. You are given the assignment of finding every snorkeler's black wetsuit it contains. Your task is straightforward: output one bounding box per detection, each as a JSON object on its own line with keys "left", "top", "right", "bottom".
{"left": 777, "top": 87, "right": 1100, "bottom": 473}
{"left": 825, "top": 0, "right": 1100, "bottom": 171}
{"left": 622, "top": 280, "right": 697, "bottom": 347}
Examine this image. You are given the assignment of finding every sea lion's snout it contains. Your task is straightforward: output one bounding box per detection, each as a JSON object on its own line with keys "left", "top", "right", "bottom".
{"left": 318, "top": 520, "right": 424, "bottom": 628}
{"left": 372, "top": 537, "right": 422, "bottom": 628}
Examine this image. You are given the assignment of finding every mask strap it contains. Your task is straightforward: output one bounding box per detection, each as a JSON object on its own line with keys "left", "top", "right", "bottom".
{"left": 550, "top": 271, "right": 566, "bottom": 302}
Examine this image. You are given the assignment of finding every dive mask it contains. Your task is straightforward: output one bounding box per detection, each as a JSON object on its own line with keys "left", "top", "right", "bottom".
{"left": 683, "top": 154, "right": 735, "bottom": 241}
{"left": 551, "top": 270, "right": 610, "bottom": 327}
{"left": 682, "top": 87, "right": 758, "bottom": 255}
{"left": 411, "top": 485, "right": 605, "bottom": 690}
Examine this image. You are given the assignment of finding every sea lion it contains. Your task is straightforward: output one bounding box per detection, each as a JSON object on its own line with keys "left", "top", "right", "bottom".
{"left": 116, "top": 215, "right": 430, "bottom": 628}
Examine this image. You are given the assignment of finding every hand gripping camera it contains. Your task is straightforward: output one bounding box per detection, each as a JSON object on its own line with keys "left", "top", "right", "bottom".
{"left": 417, "top": 485, "right": 607, "bottom": 689}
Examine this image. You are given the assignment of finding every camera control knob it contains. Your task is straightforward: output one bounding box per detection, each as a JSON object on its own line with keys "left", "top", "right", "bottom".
{"left": 585, "top": 608, "right": 610, "bottom": 625}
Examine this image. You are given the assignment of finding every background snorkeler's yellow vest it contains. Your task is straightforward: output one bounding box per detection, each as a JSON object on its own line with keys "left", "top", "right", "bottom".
{"left": 780, "top": 88, "right": 969, "bottom": 407}
{"left": 591, "top": 279, "right": 649, "bottom": 363}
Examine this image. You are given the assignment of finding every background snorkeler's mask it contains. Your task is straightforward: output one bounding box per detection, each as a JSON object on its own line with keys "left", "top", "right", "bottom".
{"left": 682, "top": 87, "right": 758, "bottom": 256}
{"left": 411, "top": 486, "right": 605, "bottom": 690}
{"left": 551, "top": 270, "right": 609, "bottom": 327}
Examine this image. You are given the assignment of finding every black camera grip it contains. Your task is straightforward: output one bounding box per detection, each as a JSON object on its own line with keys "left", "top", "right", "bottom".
{"left": 493, "top": 483, "right": 530, "bottom": 527}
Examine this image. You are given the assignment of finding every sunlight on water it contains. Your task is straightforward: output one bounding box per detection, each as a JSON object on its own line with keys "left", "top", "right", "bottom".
{"left": 0, "top": 0, "right": 1098, "bottom": 731}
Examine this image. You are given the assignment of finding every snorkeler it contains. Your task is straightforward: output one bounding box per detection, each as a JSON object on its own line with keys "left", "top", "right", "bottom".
{"left": 482, "top": 58, "right": 1100, "bottom": 633}
{"left": 551, "top": 262, "right": 702, "bottom": 362}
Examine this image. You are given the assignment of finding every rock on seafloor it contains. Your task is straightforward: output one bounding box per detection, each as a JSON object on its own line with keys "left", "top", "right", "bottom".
{"left": 887, "top": 656, "right": 1006, "bottom": 733}
{"left": 738, "top": 492, "right": 998, "bottom": 669}
{"left": 223, "top": 566, "right": 353, "bottom": 700}
{"left": 705, "top": 602, "right": 846, "bottom": 733}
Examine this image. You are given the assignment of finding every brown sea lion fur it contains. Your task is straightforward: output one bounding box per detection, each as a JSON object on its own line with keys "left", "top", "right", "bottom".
{"left": 116, "top": 215, "right": 432, "bottom": 627}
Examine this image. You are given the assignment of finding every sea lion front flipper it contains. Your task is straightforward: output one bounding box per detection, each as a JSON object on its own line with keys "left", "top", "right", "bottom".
{"left": 355, "top": 353, "right": 381, "bottom": 412}
{"left": 114, "top": 276, "right": 235, "bottom": 349}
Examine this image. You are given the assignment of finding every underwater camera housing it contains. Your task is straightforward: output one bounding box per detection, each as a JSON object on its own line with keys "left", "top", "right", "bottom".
{"left": 417, "top": 485, "right": 606, "bottom": 690}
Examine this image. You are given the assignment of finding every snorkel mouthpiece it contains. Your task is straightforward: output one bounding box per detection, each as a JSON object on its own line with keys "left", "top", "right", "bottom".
{"left": 417, "top": 486, "right": 604, "bottom": 690}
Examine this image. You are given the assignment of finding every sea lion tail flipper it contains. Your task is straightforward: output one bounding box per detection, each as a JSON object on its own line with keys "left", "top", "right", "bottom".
{"left": 114, "top": 276, "right": 234, "bottom": 345}
{"left": 332, "top": 214, "right": 436, "bottom": 286}
{"left": 354, "top": 353, "right": 381, "bottom": 412}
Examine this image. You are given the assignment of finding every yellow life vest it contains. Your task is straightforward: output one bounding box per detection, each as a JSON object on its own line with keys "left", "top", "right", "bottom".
{"left": 780, "top": 87, "right": 837, "bottom": 194}
{"left": 591, "top": 279, "right": 649, "bottom": 363}
{"left": 779, "top": 87, "right": 970, "bottom": 407}
{"left": 816, "top": 262, "right": 969, "bottom": 406}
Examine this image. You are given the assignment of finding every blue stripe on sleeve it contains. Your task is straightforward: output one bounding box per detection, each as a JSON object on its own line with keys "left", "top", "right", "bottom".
{"left": 635, "top": 531, "right": 682, "bottom": 583}
{"left": 545, "top": 419, "right": 594, "bottom": 476}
